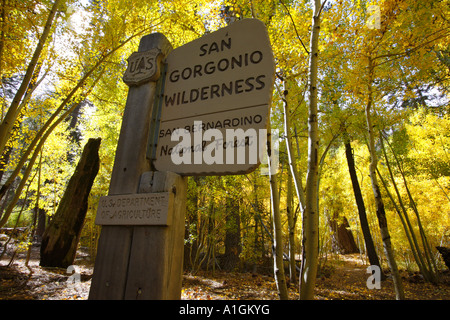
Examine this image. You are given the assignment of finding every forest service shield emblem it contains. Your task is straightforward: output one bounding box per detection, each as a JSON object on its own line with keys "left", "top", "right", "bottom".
{"left": 123, "top": 48, "right": 163, "bottom": 86}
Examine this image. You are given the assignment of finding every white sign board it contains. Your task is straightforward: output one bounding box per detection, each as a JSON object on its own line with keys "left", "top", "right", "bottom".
{"left": 95, "top": 192, "right": 172, "bottom": 225}
{"left": 153, "top": 19, "right": 275, "bottom": 175}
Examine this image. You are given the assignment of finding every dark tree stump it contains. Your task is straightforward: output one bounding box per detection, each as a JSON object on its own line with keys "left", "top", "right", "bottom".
{"left": 436, "top": 246, "right": 450, "bottom": 270}
{"left": 329, "top": 216, "right": 360, "bottom": 254}
{"left": 40, "top": 138, "right": 101, "bottom": 268}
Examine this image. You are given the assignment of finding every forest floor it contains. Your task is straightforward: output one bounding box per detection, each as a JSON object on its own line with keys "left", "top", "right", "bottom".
{"left": 0, "top": 240, "right": 449, "bottom": 300}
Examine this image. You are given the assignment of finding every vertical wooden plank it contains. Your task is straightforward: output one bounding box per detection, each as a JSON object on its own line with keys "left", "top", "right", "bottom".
{"left": 88, "top": 226, "right": 133, "bottom": 299}
{"left": 164, "top": 174, "right": 188, "bottom": 298}
{"left": 89, "top": 34, "right": 172, "bottom": 300}
{"left": 124, "top": 172, "right": 187, "bottom": 300}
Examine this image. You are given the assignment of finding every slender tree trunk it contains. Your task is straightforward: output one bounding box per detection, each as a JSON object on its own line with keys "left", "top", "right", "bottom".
{"left": 385, "top": 133, "right": 438, "bottom": 277}
{"left": 266, "top": 131, "right": 289, "bottom": 300}
{"left": 286, "top": 171, "right": 297, "bottom": 284}
{"left": 223, "top": 196, "right": 241, "bottom": 271}
{"left": 365, "top": 58, "right": 404, "bottom": 300}
{"left": 252, "top": 178, "right": 266, "bottom": 261}
{"left": 0, "top": 0, "right": 6, "bottom": 88}
{"left": 380, "top": 133, "right": 438, "bottom": 283}
{"left": 0, "top": 0, "right": 61, "bottom": 156}
{"left": 26, "top": 151, "right": 43, "bottom": 268}
{"left": 0, "top": 59, "right": 44, "bottom": 183}
{"left": 282, "top": 85, "right": 306, "bottom": 213}
{"left": 344, "top": 139, "right": 383, "bottom": 271}
{"left": 377, "top": 168, "right": 428, "bottom": 280}
{"left": 36, "top": 207, "right": 46, "bottom": 242}
{"left": 184, "top": 177, "right": 199, "bottom": 271}
{"left": 379, "top": 137, "right": 427, "bottom": 272}
{"left": 300, "top": 0, "right": 322, "bottom": 300}
{"left": 268, "top": 163, "right": 289, "bottom": 299}
{"left": 282, "top": 83, "right": 303, "bottom": 285}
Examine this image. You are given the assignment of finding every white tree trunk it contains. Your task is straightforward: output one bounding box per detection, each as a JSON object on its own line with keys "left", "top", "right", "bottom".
{"left": 365, "top": 58, "right": 405, "bottom": 300}
{"left": 299, "top": 0, "right": 322, "bottom": 300}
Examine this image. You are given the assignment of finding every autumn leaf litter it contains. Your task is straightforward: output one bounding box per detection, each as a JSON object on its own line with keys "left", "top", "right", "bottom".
{"left": 1, "top": 244, "right": 449, "bottom": 300}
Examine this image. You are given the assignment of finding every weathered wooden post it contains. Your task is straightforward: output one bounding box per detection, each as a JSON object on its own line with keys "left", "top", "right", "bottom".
{"left": 89, "top": 33, "right": 187, "bottom": 300}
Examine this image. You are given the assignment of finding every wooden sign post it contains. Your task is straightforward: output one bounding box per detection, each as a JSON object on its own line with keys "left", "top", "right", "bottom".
{"left": 89, "top": 19, "right": 275, "bottom": 300}
{"left": 88, "top": 33, "right": 187, "bottom": 300}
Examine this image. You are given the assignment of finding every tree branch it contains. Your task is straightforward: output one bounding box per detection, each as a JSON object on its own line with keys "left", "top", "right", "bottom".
{"left": 279, "top": 0, "right": 309, "bottom": 55}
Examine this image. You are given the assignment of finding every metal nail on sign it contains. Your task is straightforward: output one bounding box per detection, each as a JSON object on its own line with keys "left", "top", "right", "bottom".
{"left": 123, "top": 48, "right": 163, "bottom": 86}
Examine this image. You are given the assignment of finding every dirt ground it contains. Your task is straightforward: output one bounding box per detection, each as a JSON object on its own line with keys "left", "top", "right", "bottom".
{"left": 0, "top": 242, "right": 449, "bottom": 300}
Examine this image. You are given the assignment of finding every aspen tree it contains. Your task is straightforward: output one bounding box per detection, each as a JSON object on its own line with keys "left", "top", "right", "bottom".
{"left": 299, "top": 0, "right": 325, "bottom": 300}
{"left": 0, "top": 0, "right": 61, "bottom": 156}
{"left": 365, "top": 57, "right": 405, "bottom": 300}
